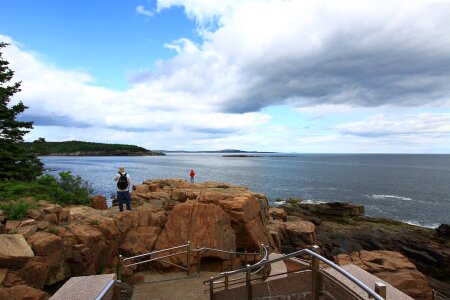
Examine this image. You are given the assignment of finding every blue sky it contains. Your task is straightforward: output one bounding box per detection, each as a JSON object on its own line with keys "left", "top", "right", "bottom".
{"left": 1, "top": 0, "right": 450, "bottom": 152}
{"left": 1, "top": 0, "right": 198, "bottom": 89}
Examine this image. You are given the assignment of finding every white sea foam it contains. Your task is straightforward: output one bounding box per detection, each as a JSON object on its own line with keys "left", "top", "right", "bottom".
{"left": 367, "top": 194, "right": 412, "bottom": 201}
{"left": 303, "top": 199, "right": 326, "bottom": 204}
{"left": 404, "top": 220, "right": 440, "bottom": 229}
{"left": 272, "top": 200, "right": 286, "bottom": 206}
{"left": 270, "top": 199, "right": 325, "bottom": 205}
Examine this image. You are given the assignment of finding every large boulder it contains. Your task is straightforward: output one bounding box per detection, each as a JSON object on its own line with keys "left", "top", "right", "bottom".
{"left": 132, "top": 180, "right": 275, "bottom": 251}
{"left": 0, "top": 284, "right": 49, "bottom": 300}
{"left": 0, "top": 234, "right": 34, "bottom": 269}
{"left": 27, "top": 232, "right": 64, "bottom": 268}
{"left": 2, "top": 257, "right": 48, "bottom": 290}
{"left": 335, "top": 250, "right": 433, "bottom": 300}
{"left": 299, "top": 202, "right": 364, "bottom": 217}
{"left": 26, "top": 231, "right": 67, "bottom": 285}
{"left": 269, "top": 207, "right": 287, "bottom": 222}
{"left": 67, "top": 224, "right": 107, "bottom": 276}
{"left": 198, "top": 191, "right": 273, "bottom": 251}
{"left": 436, "top": 224, "right": 450, "bottom": 237}
{"left": 90, "top": 195, "right": 107, "bottom": 210}
{"left": 120, "top": 226, "right": 161, "bottom": 256}
{"left": 155, "top": 201, "right": 236, "bottom": 265}
{"left": 283, "top": 219, "right": 316, "bottom": 250}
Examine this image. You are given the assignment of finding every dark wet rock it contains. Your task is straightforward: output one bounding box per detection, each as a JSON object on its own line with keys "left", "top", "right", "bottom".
{"left": 298, "top": 201, "right": 365, "bottom": 217}
{"left": 281, "top": 202, "right": 450, "bottom": 297}
{"left": 436, "top": 224, "right": 450, "bottom": 237}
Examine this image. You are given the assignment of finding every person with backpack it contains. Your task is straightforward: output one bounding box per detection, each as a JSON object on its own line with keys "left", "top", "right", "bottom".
{"left": 114, "top": 166, "right": 131, "bottom": 211}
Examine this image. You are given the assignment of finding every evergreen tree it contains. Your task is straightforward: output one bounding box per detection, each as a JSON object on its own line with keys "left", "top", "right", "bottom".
{"left": 0, "top": 42, "right": 43, "bottom": 180}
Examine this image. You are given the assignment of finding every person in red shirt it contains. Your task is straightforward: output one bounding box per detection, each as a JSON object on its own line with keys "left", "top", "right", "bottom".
{"left": 190, "top": 169, "right": 195, "bottom": 183}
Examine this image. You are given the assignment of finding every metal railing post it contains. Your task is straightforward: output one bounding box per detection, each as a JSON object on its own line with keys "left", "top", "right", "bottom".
{"left": 311, "top": 245, "right": 320, "bottom": 300}
{"left": 209, "top": 277, "right": 214, "bottom": 300}
{"left": 197, "top": 246, "right": 201, "bottom": 274}
{"left": 229, "top": 249, "right": 233, "bottom": 271}
{"left": 259, "top": 244, "right": 264, "bottom": 260}
{"left": 186, "top": 241, "right": 191, "bottom": 276}
{"left": 225, "top": 274, "right": 229, "bottom": 290}
{"left": 116, "top": 254, "right": 122, "bottom": 281}
{"left": 245, "top": 264, "right": 252, "bottom": 300}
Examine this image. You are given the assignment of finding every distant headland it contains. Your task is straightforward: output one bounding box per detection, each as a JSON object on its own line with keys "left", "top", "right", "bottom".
{"left": 25, "top": 140, "right": 165, "bottom": 156}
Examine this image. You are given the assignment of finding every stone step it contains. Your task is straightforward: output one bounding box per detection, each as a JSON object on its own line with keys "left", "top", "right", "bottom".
{"left": 265, "top": 252, "right": 288, "bottom": 281}
{"left": 324, "top": 264, "right": 414, "bottom": 300}
{"left": 50, "top": 274, "right": 117, "bottom": 300}
{"left": 131, "top": 271, "right": 218, "bottom": 300}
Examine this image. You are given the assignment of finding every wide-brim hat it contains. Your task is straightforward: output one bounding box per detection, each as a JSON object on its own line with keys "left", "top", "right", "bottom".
{"left": 118, "top": 166, "right": 125, "bottom": 172}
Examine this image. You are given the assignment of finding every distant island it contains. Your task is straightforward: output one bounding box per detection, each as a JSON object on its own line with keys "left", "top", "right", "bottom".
{"left": 223, "top": 154, "right": 260, "bottom": 157}
{"left": 161, "top": 149, "right": 277, "bottom": 153}
{"left": 25, "top": 140, "right": 165, "bottom": 156}
{"left": 223, "top": 154, "right": 296, "bottom": 157}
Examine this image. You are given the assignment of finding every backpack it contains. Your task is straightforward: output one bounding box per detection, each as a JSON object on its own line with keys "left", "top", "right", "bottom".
{"left": 117, "top": 172, "right": 128, "bottom": 190}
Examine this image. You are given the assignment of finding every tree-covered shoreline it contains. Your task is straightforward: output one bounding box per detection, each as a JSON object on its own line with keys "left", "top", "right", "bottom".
{"left": 25, "top": 139, "right": 165, "bottom": 156}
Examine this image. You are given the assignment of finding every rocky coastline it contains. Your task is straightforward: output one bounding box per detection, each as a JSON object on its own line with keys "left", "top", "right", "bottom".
{"left": 0, "top": 179, "right": 448, "bottom": 300}
{"left": 278, "top": 201, "right": 450, "bottom": 298}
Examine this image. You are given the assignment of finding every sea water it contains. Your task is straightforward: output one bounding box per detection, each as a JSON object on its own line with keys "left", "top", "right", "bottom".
{"left": 40, "top": 153, "right": 450, "bottom": 228}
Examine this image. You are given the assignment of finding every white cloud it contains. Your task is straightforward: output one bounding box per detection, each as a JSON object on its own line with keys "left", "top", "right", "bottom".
{"left": 333, "top": 113, "right": 450, "bottom": 153}
{"left": 150, "top": 0, "right": 450, "bottom": 112}
{"left": 1, "top": 34, "right": 271, "bottom": 150}
{"left": 3, "top": 0, "right": 450, "bottom": 152}
{"left": 136, "top": 5, "right": 154, "bottom": 17}
{"left": 336, "top": 113, "right": 450, "bottom": 137}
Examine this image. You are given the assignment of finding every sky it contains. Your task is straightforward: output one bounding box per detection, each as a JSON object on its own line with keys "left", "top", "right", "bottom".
{"left": 1, "top": 0, "right": 450, "bottom": 153}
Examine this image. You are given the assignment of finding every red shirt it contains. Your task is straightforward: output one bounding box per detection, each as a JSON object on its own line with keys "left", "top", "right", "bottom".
{"left": 190, "top": 170, "right": 195, "bottom": 177}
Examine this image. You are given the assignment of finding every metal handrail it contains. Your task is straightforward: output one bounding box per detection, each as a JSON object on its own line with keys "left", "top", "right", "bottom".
{"left": 122, "top": 242, "right": 190, "bottom": 268}
{"left": 200, "top": 244, "right": 269, "bottom": 295}
{"left": 195, "top": 247, "right": 261, "bottom": 256}
{"left": 119, "top": 242, "right": 268, "bottom": 282}
{"left": 203, "top": 248, "right": 384, "bottom": 300}
{"left": 196, "top": 244, "right": 269, "bottom": 276}
{"left": 434, "top": 289, "right": 450, "bottom": 300}
{"left": 95, "top": 279, "right": 133, "bottom": 300}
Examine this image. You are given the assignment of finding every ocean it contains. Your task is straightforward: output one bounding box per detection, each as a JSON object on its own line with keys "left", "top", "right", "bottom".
{"left": 40, "top": 153, "right": 450, "bottom": 228}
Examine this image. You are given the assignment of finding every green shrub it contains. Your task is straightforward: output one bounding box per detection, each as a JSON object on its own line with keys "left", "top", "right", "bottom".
{"left": 286, "top": 198, "right": 302, "bottom": 205}
{"left": 0, "top": 180, "right": 50, "bottom": 201}
{"left": 47, "top": 171, "right": 93, "bottom": 205}
{"left": 0, "top": 171, "right": 93, "bottom": 206}
{"left": 0, "top": 199, "right": 35, "bottom": 220}
{"left": 158, "top": 180, "right": 171, "bottom": 188}
{"left": 89, "top": 219, "right": 100, "bottom": 226}
{"left": 47, "top": 226, "right": 59, "bottom": 235}
{"left": 216, "top": 184, "right": 230, "bottom": 189}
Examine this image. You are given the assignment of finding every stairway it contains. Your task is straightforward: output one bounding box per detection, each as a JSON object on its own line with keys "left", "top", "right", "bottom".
{"left": 131, "top": 271, "right": 218, "bottom": 300}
